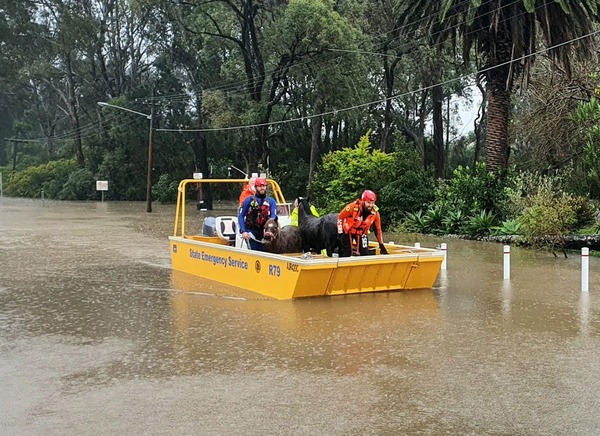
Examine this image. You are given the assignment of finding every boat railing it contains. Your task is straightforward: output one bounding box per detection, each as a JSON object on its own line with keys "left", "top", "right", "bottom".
{"left": 173, "top": 178, "right": 288, "bottom": 238}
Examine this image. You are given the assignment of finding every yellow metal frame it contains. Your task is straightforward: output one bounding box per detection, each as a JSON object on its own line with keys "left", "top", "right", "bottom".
{"left": 173, "top": 178, "right": 287, "bottom": 238}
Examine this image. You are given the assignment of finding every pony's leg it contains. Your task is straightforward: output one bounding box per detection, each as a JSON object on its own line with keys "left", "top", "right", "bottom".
{"left": 338, "top": 233, "right": 352, "bottom": 257}
{"left": 359, "top": 234, "right": 372, "bottom": 255}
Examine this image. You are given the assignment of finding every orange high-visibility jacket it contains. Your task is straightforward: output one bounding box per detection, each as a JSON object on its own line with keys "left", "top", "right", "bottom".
{"left": 238, "top": 184, "right": 255, "bottom": 206}
{"left": 338, "top": 199, "right": 383, "bottom": 244}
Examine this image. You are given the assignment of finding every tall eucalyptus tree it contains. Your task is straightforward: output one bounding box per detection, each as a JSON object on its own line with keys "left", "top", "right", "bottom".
{"left": 395, "top": 0, "right": 600, "bottom": 173}
{"left": 0, "top": 0, "right": 47, "bottom": 162}
{"left": 269, "top": 0, "right": 369, "bottom": 184}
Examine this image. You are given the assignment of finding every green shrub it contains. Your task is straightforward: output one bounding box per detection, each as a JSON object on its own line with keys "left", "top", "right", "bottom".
{"left": 378, "top": 137, "right": 435, "bottom": 225}
{"left": 442, "top": 209, "right": 468, "bottom": 234}
{"left": 520, "top": 193, "right": 580, "bottom": 250}
{"left": 424, "top": 206, "right": 445, "bottom": 235}
{"left": 309, "top": 130, "right": 396, "bottom": 219}
{"left": 58, "top": 168, "right": 95, "bottom": 200}
{"left": 401, "top": 210, "right": 424, "bottom": 232}
{"left": 433, "top": 162, "right": 512, "bottom": 220}
{"left": 153, "top": 173, "right": 179, "bottom": 204}
{"left": 492, "top": 219, "right": 523, "bottom": 236}
{"left": 4, "top": 159, "right": 78, "bottom": 198}
{"left": 465, "top": 210, "right": 497, "bottom": 237}
{"left": 505, "top": 170, "right": 596, "bottom": 249}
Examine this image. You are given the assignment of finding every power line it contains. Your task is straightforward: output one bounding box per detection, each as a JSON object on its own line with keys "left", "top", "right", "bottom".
{"left": 3, "top": 112, "right": 138, "bottom": 145}
{"left": 152, "top": 0, "right": 520, "bottom": 104}
{"left": 156, "top": 28, "right": 600, "bottom": 133}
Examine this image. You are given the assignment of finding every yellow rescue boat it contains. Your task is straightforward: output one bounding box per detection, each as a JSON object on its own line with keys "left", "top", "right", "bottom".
{"left": 169, "top": 178, "right": 444, "bottom": 300}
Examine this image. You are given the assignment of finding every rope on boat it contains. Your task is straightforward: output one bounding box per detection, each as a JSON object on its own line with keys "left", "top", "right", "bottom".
{"left": 247, "top": 233, "right": 266, "bottom": 244}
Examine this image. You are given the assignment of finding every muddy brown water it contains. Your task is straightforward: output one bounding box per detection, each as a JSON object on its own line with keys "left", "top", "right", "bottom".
{"left": 1, "top": 198, "right": 600, "bottom": 435}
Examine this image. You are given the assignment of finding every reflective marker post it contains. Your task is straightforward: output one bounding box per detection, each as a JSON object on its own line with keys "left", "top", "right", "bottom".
{"left": 503, "top": 245, "right": 511, "bottom": 280}
{"left": 582, "top": 247, "right": 589, "bottom": 293}
{"left": 441, "top": 243, "right": 447, "bottom": 270}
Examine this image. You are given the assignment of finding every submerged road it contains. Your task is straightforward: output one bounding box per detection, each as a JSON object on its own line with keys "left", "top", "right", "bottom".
{"left": 1, "top": 198, "right": 600, "bottom": 435}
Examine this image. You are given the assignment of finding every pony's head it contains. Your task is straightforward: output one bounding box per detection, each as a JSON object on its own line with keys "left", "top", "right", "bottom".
{"left": 296, "top": 197, "right": 315, "bottom": 216}
{"left": 262, "top": 217, "right": 280, "bottom": 243}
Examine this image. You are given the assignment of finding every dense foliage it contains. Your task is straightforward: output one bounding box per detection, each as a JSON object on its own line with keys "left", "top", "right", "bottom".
{"left": 3, "top": 0, "right": 600, "bottom": 253}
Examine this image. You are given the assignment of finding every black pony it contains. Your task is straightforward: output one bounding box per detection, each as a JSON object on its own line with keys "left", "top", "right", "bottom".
{"left": 297, "top": 198, "right": 338, "bottom": 257}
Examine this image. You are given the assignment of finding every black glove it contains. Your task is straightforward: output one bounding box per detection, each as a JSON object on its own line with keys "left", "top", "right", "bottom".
{"left": 379, "top": 243, "right": 388, "bottom": 255}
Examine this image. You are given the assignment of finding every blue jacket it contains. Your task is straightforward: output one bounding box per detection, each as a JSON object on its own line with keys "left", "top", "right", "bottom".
{"left": 238, "top": 195, "right": 277, "bottom": 234}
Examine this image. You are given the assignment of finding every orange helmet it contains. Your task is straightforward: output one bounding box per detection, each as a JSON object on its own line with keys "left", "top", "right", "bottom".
{"left": 361, "top": 190, "right": 377, "bottom": 202}
{"left": 255, "top": 177, "right": 268, "bottom": 187}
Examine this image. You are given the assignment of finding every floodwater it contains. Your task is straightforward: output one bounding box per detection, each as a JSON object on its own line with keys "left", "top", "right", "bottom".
{"left": 1, "top": 198, "right": 600, "bottom": 435}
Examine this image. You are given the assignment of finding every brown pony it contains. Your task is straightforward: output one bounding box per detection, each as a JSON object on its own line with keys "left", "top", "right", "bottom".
{"left": 262, "top": 218, "right": 303, "bottom": 254}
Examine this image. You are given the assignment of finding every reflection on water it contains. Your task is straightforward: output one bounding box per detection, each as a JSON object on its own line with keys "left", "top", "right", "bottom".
{"left": 502, "top": 279, "right": 512, "bottom": 317}
{"left": 2, "top": 198, "right": 600, "bottom": 434}
{"left": 579, "top": 292, "right": 591, "bottom": 336}
{"left": 171, "top": 270, "right": 440, "bottom": 375}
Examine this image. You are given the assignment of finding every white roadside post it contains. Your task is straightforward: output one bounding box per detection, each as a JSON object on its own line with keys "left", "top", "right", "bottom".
{"left": 582, "top": 247, "right": 589, "bottom": 292}
{"left": 503, "top": 245, "right": 511, "bottom": 280}
{"left": 414, "top": 242, "right": 421, "bottom": 249}
{"left": 441, "top": 243, "right": 447, "bottom": 270}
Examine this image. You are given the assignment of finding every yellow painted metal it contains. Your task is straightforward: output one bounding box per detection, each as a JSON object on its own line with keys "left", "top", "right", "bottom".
{"left": 405, "top": 254, "right": 446, "bottom": 289}
{"left": 170, "top": 236, "right": 444, "bottom": 300}
{"left": 173, "top": 178, "right": 287, "bottom": 238}
{"left": 170, "top": 236, "right": 336, "bottom": 300}
{"left": 326, "top": 255, "right": 418, "bottom": 296}
{"left": 187, "top": 235, "right": 229, "bottom": 245}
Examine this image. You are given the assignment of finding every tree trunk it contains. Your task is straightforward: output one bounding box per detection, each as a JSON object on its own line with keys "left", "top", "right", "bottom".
{"left": 323, "top": 121, "right": 331, "bottom": 152}
{"left": 332, "top": 121, "right": 339, "bottom": 150}
{"left": 65, "top": 52, "right": 85, "bottom": 167}
{"left": 417, "top": 89, "right": 428, "bottom": 168}
{"left": 485, "top": 84, "right": 511, "bottom": 172}
{"left": 194, "top": 96, "right": 211, "bottom": 204}
{"left": 432, "top": 83, "right": 444, "bottom": 178}
{"left": 381, "top": 53, "right": 395, "bottom": 153}
{"left": 483, "top": 30, "right": 513, "bottom": 173}
{"left": 308, "top": 99, "right": 324, "bottom": 186}
{"left": 472, "top": 77, "right": 486, "bottom": 169}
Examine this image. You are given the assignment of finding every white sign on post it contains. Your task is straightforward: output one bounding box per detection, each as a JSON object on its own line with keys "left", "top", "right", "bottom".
{"left": 96, "top": 180, "right": 108, "bottom": 202}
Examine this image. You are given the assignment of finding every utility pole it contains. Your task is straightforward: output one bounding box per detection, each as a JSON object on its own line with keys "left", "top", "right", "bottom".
{"left": 97, "top": 99, "right": 154, "bottom": 213}
{"left": 146, "top": 87, "right": 154, "bottom": 213}
{"left": 12, "top": 137, "right": 18, "bottom": 172}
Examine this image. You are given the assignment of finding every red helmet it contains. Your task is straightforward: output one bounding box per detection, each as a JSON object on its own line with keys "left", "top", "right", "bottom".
{"left": 361, "top": 189, "right": 377, "bottom": 202}
{"left": 254, "top": 177, "right": 268, "bottom": 187}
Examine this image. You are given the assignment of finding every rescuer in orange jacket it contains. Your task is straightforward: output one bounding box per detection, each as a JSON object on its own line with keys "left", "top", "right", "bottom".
{"left": 337, "top": 190, "right": 388, "bottom": 257}
{"left": 238, "top": 176, "right": 257, "bottom": 207}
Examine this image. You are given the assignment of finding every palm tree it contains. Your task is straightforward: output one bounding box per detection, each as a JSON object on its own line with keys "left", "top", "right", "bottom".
{"left": 394, "top": 0, "right": 600, "bottom": 172}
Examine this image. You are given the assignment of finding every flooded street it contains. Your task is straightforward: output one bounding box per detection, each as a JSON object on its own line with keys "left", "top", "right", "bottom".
{"left": 1, "top": 198, "right": 600, "bottom": 435}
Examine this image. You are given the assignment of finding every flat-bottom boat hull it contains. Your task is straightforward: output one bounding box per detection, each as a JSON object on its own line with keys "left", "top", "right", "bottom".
{"left": 169, "top": 236, "right": 443, "bottom": 300}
